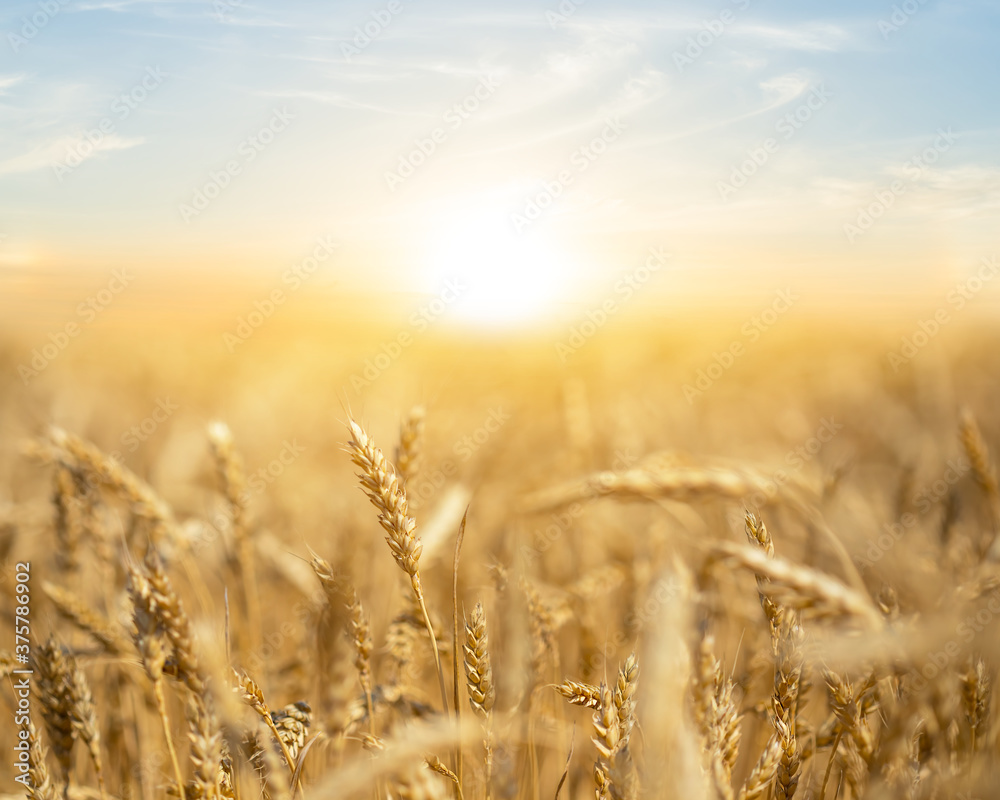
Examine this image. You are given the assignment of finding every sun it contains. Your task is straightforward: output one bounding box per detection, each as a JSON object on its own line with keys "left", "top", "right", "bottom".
{"left": 422, "top": 207, "right": 574, "bottom": 327}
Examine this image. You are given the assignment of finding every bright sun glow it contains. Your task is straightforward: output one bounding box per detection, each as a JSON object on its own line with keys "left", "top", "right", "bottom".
{"left": 423, "top": 208, "right": 574, "bottom": 327}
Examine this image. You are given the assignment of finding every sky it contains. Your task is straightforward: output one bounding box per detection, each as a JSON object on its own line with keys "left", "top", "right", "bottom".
{"left": 1, "top": 0, "right": 998, "bottom": 326}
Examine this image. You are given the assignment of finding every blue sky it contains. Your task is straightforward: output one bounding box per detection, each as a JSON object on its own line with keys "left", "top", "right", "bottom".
{"left": 1, "top": 0, "right": 998, "bottom": 322}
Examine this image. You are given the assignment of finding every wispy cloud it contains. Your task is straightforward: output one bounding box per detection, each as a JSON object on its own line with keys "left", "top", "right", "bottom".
{"left": 0, "top": 134, "right": 144, "bottom": 176}
{"left": 737, "top": 22, "right": 859, "bottom": 52}
{"left": 74, "top": 0, "right": 179, "bottom": 11}
{"left": 0, "top": 74, "right": 26, "bottom": 95}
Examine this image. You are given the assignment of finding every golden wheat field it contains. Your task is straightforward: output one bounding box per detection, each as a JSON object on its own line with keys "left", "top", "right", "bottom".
{"left": 1, "top": 311, "right": 1000, "bottom": 800}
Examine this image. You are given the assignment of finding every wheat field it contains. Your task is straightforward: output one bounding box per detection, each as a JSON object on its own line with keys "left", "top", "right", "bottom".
{"left": 2, "top": 315, "right": 1000, "bottom": 800}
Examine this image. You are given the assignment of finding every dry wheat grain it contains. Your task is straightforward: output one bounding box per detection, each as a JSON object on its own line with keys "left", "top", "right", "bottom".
{"left": 33, "top": 639, "right": 76, "bottom": 786}
{"left": 23, "top": 720, "right": 58, "bottom": 800}
{"left": 346, "top": 418, "right": 449, "bottom": 713}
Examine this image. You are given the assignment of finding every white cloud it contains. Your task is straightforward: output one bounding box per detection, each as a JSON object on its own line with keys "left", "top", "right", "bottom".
{"left": 0, "top": 134, "right": 145, "bottom": 176}
{"left": 737, "top": 22, "right": 856, "bottom": 52}
{"left": 0, "top": 74, "right": 26, "bottom": 95}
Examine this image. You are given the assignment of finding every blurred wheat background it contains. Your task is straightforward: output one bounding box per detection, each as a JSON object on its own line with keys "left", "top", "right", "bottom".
{"left": 2, "top": 310, "right": 1000, "bottom": 800}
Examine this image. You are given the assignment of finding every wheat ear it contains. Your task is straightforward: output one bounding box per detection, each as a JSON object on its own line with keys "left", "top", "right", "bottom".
{"left": 48, "top": 426, "right": 173, "bottom": 542}
{"left": 464, "top": 602, "right": 496, "bottom": 800}
{"left": 555, "top": 680, "right": 602, "bottom": 710}
{"left": 346, "top": 418, "right": 449, "bottom": 714}
{"left": 126, "top": 562, "right": 186, "bottom": 796}
{"left": 207, "top": 421, "right": 261, "bottom": 656}
{"left": 712, "top": 541, "right": 882, "bottom": 629}
{"left": 959, "top": 409, "right": 1000, "bottom": 548}
{"left": 143, "top": 548, "right": 206, "bottom": 694}
{"left": 347, "top": 584, "right": 376, "bottom": 737}
{"left": 773, "top": 618, "right": 803, "bottom": 800}
{"left": 231, "top": 668, "right": 298, "bottom": 779}
{"left": 41, "top": 581, "right": 131, "bottom": 656}
{"left": 24, "top": 720, "right": 58, "bottom": 800}
{"left": 737, "top": 735, "right": 781, "bottom": 800}
{"left": 187, "top": 691, "right": 223, "bottom": 800}
{"left": 592, "top": 682, "right": 620, "bottom": 800}
{"left": 33, "top": 639, "right": 75, "bottom": 787}
{"left": 745, "top": 512, "right": 784, "bottom": 648}
{"left": 66, "top": 658, "right": 108, "bottom": 800}
{"left": 396, "top": 405, "right": 425, "bottom": 486}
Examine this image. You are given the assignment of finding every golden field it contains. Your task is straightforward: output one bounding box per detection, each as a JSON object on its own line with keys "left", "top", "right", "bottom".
{"left": 2, "top": 305, "right": 1000, "bottom": 800}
